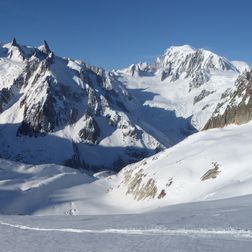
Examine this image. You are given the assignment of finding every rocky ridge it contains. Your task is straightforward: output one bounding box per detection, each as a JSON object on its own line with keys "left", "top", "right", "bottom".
{"left": 0, "top": 39, "right": 162, "bottom": 171}
{"left": 204, "top": 71, "right": 252, "bottom": 129}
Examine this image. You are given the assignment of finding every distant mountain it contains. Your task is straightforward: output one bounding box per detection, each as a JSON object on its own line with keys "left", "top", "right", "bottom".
{"left": 116, "top": 45, "right": 247, "bottom": 143}
{"left": 155, "top": 45, "right": 238, "bottom": 84}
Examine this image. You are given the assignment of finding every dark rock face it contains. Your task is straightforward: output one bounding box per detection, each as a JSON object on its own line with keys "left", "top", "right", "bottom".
{"left": 204, "top": 71, "right": 252, "bottom": 129}
{"left": 78, "top": 114, "right": 100, "bottom": 144}
{"left": 193, "top": 89, "right": 215, "bottom": 104}
{"left": 43, "top": 40, "right": 51, "bottom": 54}
{"left": 11, "top": 38, "right": 18, "bottom": 47}
{"left": 15, "top": 56, "right": 85, "bottom": 136}
{"left": 0, "top": 88, "right": 12, "bottom": 112}
{"left": 189, "top": 70, "right": 210, "bottom": 91}
{"left": 16, "top": 121, "right": 46, "bottom": 137}
{"left": 18, "top": 87, "right": 81, "bottom": 135}
{"left": 161, "top": 68, "right": 171, "bottom": 81}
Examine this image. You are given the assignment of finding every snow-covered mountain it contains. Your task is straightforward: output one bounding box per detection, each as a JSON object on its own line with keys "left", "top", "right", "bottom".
{"left": 155, "top": 45, "right": 238, "bottom": 83}
{"left": 116, "top": 45, "right": 249, "bottom": 139}
{"left": 0, "top": 39, "right": 162, "bottom": 171}
{"left": 0, "top": 40, "right": 251, "bottom": 174}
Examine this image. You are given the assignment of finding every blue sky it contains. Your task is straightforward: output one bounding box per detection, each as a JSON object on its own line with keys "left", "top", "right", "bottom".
{"left": 0, "top": 0, "right": 252, "bottom": 69}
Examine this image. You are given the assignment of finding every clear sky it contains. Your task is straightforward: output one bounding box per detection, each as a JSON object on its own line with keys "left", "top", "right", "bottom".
{"left": 0, "top": 0, "right": 252, "bottom": 69}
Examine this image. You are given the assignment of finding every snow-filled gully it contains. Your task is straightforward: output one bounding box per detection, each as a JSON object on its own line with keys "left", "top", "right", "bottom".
{"left": 1, "top": 221, "right": 252, "bottom": 239}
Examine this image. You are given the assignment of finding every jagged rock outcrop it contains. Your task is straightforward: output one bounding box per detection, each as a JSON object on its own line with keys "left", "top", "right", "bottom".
{"left": 7, "top": 38, "right": 25, "bottom": 61}
{"left": 78, "top": 113, "right": 100, "bottom": 144}
{"left": 204, "top": 71, "right": 252, "bottom": 129}
{"left": 193, "top": 89, "right": 215, "bottom": 104}
{"left": 123, "top": 167, "right": 158, "bottom": 201}
{"left": 0, "top": 88, "right": 12, "bottom": 112}
{"left": 11, "top": 38, "right": 18, "bottom": 47}
{"left": 125, "top": 62, "right": 153, "bottom": 77}
{"left": 42, "top": 40, "right": 51, "bottom": 54}
{"left": 0, "top": 39, "right": 162, "bottom": 171}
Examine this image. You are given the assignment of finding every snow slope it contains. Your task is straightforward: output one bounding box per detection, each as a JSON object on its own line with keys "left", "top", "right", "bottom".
{"left": 106, "top": 120, "right": 252, "bottom": 212}
{"left": 1, "top": 121, "right": 252, "bottom": 215}
{"left": 0, "top": 158, "right": 132, "bottom": 215}
{"left": 231, "top": 60, "right": 251, "bottom": 73}
{"left": 1, "top": 194, "right": 252, "bottom": 251}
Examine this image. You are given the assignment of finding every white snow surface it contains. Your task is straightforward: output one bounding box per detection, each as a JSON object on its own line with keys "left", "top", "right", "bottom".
{"left": 1, "top": 194, "right": 252, "bottom": 251}
{"left": 0, "top": 58, "right": 25, "bottom": 89}
{"left": 231, "top": 60, "right": 251, "bottom": 73}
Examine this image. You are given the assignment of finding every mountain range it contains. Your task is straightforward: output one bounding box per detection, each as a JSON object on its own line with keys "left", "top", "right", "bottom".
{"left": 0, "top": 39, "right": 252, "bottom": 215}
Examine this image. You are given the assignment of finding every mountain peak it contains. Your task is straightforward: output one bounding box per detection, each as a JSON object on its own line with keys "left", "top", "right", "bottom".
{"left": 11, "top": 37, "right": 18, "bottom": 47}
{"left": 43, "top": 40, "right": 51, "bottom": 54}
{"left": 165, "top": 44, "right": 195, "bottom": 54}
{"left": 38, "top": 40, "right": 52, "bottom": 55}
{"left": 4, "top": 38, "right": 26, "bottom": 61}
{"left": 155, "top": 45, "right": 238, "bottom": 83}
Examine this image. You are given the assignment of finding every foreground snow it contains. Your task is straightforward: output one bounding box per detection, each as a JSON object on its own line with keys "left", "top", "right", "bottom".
{"left": 1, "top": 194, "right": 252, "bottom": 251}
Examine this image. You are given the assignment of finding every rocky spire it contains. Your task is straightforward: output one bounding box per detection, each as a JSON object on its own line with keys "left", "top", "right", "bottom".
{"left": 38, "top": 40, "right": 52, "bottom": 56}
{"left": 8, "top": 38, "right": 25, "bottom": 61}
{"left": 43, "top": 40, "right": 51, "bottom": 54}
{"left": 11, "top": 37, "right": 18, "bottom": 47}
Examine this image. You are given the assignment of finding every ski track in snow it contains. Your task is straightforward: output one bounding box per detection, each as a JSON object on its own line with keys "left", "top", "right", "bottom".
{"left": 1, "top": 220, "right": 252, "bottom": 239}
